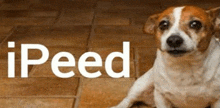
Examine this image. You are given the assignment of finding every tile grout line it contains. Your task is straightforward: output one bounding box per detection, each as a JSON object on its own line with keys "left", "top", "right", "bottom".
{"left": 0, "top": 26, "right": 17, "bottom": 48}
{"left": 73, "top": 78, "right": 83, "bottom": 108}
{"left": 52, "top": 7, "right": 63, "bottom": 25}
{"left": 86, "top": 2, "right": 98, "bottom": 50}
{"left": 134, "top": 47, "right": 140, "bottom": 78}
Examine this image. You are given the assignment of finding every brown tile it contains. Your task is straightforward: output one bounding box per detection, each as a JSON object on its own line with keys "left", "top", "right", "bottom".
{"left": 61, "top": 1, "right": 96, "bottom": 10}
{"left": 3, "top": 0, "right": 33, "bottom": 3}
{"left": 97, "top": 1, "right": 161, "bottom": 10}
{"left": 55, "top": 10, "right": 94, "bottom": 25}
{"left": 31, "top": 0, "right": 66, "bottom": 4}
{"left": 90, "top": 26, "right": 156, "bottom": 47}
{"left": 0, "top": 26, "right": 13, "bottom": 43}
{"left": 78, "top": 78, "right": 135, "bottom": 108}
{"left": 29, "top": 11, "right": 58, "bottom": 17}
{"left": 94, "top": 25, "right": 144, "bottom": 36}
{"left": 0, "top": 36, "right": 6, "bottom": 43}
{"left": 96, "top": 10, "right": 131, "bottom": 19}
{"left": 0, "top": 98, "right": 74, "bottom": 108}
{"left": 0, "top": 77, "right": 79, "bottom": 97}
{"left": 99, "top": 0, "right": 160, "bottom": 3}
{"left": 56, "top": 17, "right": 93, "bottom": 26}
{"left": 0, "top": 8, "right": 57, "bottom": 17}
{"left": 131, "top": 17, "right": 149, "bottom": 26}
{"left": 97, "top": 1, "right": 112, "bottom": 9}
{"left": 29, "top": 4, "right": 61, "bottom": 11}
{"left": 31, "top": 0, "right": 96, "bottom": 10}
{"left": 137, "top": 47, "right": 157, "bottom": 76}
{"left": 0, "top": 60, "right": 33, "bottom": 77}
{"left": 90, "top": 34, "right": 156, "bottom": 48}
{"left": 157, "top": 0, "right": 180, "bottom": 9}
{"left": 0, "top": 3, "right": 30, "bottom": 10}
{"left": 177, "top": 0, "right": 220, "bottom": 9}
{"left": 0, "top": 18, "right": 56, "bottom": 26}
{"left": 96, "top": 6, "right": 162, "bottom": 19}
{"left": 0, "top": 10, "right": 29, "bottom": 17}
{"left": 28, "top": 0, "right": 63, "bottom": 11}
{"left": 94, "top": 17, "right": 130, "bottom": 25}
{"left": 72, "top": 0, "right": 98, "bottom": 3}
{"left": 3, "top": 26, "right": 90, "bottom": 47}
{"left": 159, "top": 0, "right": 220, "bottom": 10}
{"left": 30, "top": 60, "right": 136, "bottom": 78}
{"left": 88, "top": 47, "right": 134, "bottom": 61}
{"left": 0, "top": 26, "right": 14, "bottom": 34}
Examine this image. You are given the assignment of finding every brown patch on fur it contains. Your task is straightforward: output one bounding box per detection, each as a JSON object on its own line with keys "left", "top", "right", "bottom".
{"left": 155, "top": 31, "right": 162, "bottom": 49}
{"left": 144, "top": 7, "right": 176, "bottom": 49}
{"left": 154, "top": 7, "right": 175, "bottom": 49}
{"left": 206, "top": 7, "right": 220, "bottom": 29}
{"left": 157, "top": 7, "right": 175, "bottom": 22}
{"left": 197, "top": 32, "right": 212, "bottom": 52}
{"left": 180, "top": 6, "right": 213, "bottom": 52}
{"left": 181, "top": 25, "right": 192, "bottom": 38}
{"left": 143, "top": 13, "right": 160, "bottom": 35}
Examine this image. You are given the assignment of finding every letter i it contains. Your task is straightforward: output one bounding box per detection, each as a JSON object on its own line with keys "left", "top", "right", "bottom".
{"left": 8, "top": 41, "right": 15, "bottom": 78}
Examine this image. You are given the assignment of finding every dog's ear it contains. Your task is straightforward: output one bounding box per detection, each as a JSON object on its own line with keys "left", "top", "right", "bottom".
{"left": 206, "top": 7, "right": 220, "bottom": 31}
{"left": 143, "top": 13, "right": 160, "bottom": 35}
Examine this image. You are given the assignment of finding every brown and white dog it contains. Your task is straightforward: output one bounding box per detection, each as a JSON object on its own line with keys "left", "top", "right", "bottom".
{"left": 111, "top": 6, "right": 220, "bottom": 108}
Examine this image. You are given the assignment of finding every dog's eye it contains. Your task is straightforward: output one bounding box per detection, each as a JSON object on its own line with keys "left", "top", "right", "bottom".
{"left": 159, "top": 21, "right": 169, "bottom": 30}
{"left": 189, "top": 20, "right": 202, "bottom": 30}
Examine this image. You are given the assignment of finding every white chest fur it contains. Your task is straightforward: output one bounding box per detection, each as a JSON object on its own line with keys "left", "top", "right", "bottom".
{"left": 153, "top": 37, "right": 220, "bottom": 108}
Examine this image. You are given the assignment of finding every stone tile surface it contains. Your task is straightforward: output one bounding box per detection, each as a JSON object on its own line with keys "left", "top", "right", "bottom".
{"left": 0, "top": 36, "right": 6, "bottom": 43}
{"left": 2, "top": 26, "right": 91, "bottom": 47}
{"left": 0, "top": 10, "right": 58, "bottom": 17}
{"left": 0, "top": 18, "right": 56, "bottom": 26}
{"left": 0, "top": 98, "right": 74, "bottom": 108}
{"left": 90, "top": 34, "right": 156, "bottom": 48}
{"left": 137, "top": 47, "right": 157, "bottom": 76}
{"left": 0, "top": 0, "right": 218, "bottom": 108}
{"left": 78, "top": 78, "right": 135, "bottom": 108}
{"left": 0, "top": 3, "right": 30, "bottom": 10}
{"left": 0, "top": 77, "right": 79, "bottom": 97}
{"left": 90, "top": 26, "right": 156, "bottom": 47}
{"left": 0, "top": 26, "right": 13, "bottom": 34}
{"left": 55, "top": 10, "right": 94, "bottom": 26}
{"left": 94, "top": 17, "right": 130, "bottom": 25}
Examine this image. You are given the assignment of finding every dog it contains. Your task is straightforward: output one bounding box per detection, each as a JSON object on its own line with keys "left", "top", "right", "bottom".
{"left": 111, "top": 6, "right": 220, "bottom": 108}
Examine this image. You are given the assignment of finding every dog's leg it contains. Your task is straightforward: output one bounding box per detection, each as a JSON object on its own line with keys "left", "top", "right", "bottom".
{"left": 212, "top": 99, "right": 220, "bottom": 108}
{"left": 111, "top": 68, "right": 154, "bottom": 108}
{"left": 154, "top": 89, "right": 172, "bottom": 108}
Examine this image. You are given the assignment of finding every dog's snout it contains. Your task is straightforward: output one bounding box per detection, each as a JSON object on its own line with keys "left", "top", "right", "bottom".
{"left": 167, "top": 35, "right": 184, "bottom": 47}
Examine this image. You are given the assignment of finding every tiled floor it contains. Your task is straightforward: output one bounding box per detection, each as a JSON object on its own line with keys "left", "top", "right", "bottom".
{"left": 0, "top": 0, "right": 219, "bottom": 108}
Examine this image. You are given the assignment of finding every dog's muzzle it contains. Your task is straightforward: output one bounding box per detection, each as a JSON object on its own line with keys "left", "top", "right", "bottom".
{"left": 166, "top": 35, "right": 187, "bottom": 56}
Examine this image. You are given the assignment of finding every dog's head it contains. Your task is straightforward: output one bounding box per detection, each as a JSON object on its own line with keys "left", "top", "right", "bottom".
{"left": 144, "top": 6, "right": 220, "bottom": 57}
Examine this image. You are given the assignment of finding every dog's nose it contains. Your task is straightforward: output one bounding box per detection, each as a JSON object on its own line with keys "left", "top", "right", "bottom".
{"left": 166, "top": 36, "right": 184, "bottom": 47}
